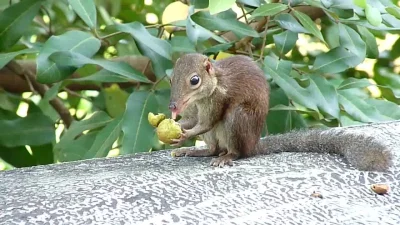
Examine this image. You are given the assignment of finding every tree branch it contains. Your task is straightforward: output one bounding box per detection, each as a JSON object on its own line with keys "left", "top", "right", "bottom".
{"left": 222, "top": 6, "right": 325, "bottom": 49}
{"left": 0, "top": 56, "right": 156, "bottom": 93}
{"left": 6, "top": 60, "right": 74, "bottom": 128}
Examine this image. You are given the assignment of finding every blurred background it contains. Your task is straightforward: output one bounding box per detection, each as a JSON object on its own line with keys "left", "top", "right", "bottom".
{"left": 0, "top": 0, "right": 399, "bottom": 170}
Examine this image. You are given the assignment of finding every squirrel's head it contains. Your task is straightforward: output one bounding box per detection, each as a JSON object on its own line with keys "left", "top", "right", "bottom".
{"left": 169, "top": 53, "right": 218, "bottom": 119}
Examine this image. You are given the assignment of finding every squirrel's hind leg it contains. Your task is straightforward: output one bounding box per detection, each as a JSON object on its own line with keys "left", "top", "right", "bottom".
{"left": 209, "top": 105, "right": 265, "bottom": 167}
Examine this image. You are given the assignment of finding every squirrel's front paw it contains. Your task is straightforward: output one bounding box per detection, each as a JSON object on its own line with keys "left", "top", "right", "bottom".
{"left": 170, "top": 129, "right": 188, "bottom": 147}
{"left": 171, "top": 148, "right": 191, "bottom": 157}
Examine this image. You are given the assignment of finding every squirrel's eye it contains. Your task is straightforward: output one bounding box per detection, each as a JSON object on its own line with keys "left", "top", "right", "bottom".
{"left": 190, "top": 75, "right": 200, "bottom": 85}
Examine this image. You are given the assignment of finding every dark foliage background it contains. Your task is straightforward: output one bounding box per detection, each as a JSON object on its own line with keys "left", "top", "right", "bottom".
{"left": 0, "top": 0, "right": 399, "bottom": 170}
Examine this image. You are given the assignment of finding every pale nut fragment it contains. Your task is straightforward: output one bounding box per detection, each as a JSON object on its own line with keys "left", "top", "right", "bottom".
{"left": 371, "top": 184, "right": 389, "bottom": 195}
{"left": 148, "top": 112, "right": 166, "bottom": 127}
{"left": 310, "top": 191, "right": 323, "bottom": 199}
{"left": 171, "top": 151, "right": 177, "bottom": 157}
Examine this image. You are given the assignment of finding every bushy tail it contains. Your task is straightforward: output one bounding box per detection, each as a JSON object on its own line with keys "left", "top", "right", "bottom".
{"left": 254, "top": 129, "right": 394, "bottom": 172}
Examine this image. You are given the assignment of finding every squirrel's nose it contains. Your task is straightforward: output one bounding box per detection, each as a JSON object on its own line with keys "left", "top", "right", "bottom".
{"left": 169, "top": 102, "right": 177, "bottom": 110}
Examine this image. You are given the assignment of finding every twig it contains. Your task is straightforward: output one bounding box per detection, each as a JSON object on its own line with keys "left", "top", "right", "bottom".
{"left": 235, "top": 17, "right": 269, "bottom": 50}
{"left": 239, "top": 3, "right": 249, "bottom": 24}
{"left": 246, "top": 44, "right": 254, "bottom": 57}
{"left": 6, "top": 60, "right": 74, "bottom": 128}
{"left": 142, "top": 60, "right": 151, "bottom": 75}
{"left": 157, "top": 26, "right": 165, "bottom": 38}
{"left": 143, "top": 25, "right": 166, "bottom": 88}
{"left": 259, "top": 16, "right": 270, "bottom": 62}
{"left": 151, "top": 75, "right": 168, "bottom": 91}
{"left": 22, "top": 72, "right": 37, "bottom": 94}
{"left": 63, "top": 87, "right": 93, "bottom": 103}
{"left": 99, "top": 31, "right": 123, "bottom": 40}
{"left": 145, "top": 24, "right": 166, "bottom": 29}
{"left": 226, "top": 50, "right": 261, "bottom": 59}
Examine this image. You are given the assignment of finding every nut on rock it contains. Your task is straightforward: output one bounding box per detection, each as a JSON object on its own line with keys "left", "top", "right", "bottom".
{"left": 156, "top": 119, "right": 182, "bottom": 144}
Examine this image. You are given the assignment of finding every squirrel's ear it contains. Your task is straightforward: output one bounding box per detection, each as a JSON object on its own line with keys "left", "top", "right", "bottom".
{"left": 203, "top": 57, "right": 213, "bottom": 75}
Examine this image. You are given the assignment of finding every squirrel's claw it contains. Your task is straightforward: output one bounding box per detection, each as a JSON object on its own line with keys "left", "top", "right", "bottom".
{"left": 170, "top": 131, "right": 188, "bottom": 146}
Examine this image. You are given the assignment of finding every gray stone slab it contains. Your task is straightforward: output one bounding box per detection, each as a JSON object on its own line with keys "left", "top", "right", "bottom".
{"left": 1, "top": 121, "right": 400, "bottom": 225}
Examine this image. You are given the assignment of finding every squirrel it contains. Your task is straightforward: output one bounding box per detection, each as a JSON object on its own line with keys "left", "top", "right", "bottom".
{"left": 167, "top": 53, "right": 393, "bottom": 171}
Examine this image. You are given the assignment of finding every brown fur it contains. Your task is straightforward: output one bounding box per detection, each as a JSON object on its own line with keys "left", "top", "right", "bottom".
{"left": 169, "top": 53, "right": 269, "bottom": 167}
{"left": 169, "top": 53, "right": 393, "bottom": 171}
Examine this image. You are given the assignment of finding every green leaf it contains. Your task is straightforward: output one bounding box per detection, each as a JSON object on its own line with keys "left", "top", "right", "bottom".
{"left": 0, "top": 47, "right": 39, "bottom": 69}
{"left": 103, "top": 84, "right": 129, "bottom": 118}
{"left": 83, "top": 116, "right": 122, "bottom": 159}
{"left": 308, "top": 74, "right": 340, "bottom": 119}
{"left": 264, "top": 57, "right": 318, "bottom": 111}
{"left": 31, "top": 143, "right": 54, "bottom": 165}
{"left": 374, "top": 68, "right": 400, "bottom": 99}
{"left": 365, "top": 4, "right": 382, "bottom": 26}
{"left": 273, "top": 30, "right": 298, "bottom": 55}
{"left": 338, "top": 89, "right": 389, "bottom": 123}
{"left": 313, "top": 47, "right": 360, "bottom": 74}
{"left": 192, "top": 0, "right": 209, "bottom": 8}
{"left": 57, "top": 131, "right": 98, "bottom": 162}
{"left": 0, "top": 113, "right": 55, "bottom": 148}
{"left": 386, "top": 7, "right": 400, "bottom": 19}
{"left": 186, "top": 17, "right": 217, "bottom": 44}
{"left": 266, "top": 87, "right": 308, "bottom": 135}
{"left": 251, "top": 3, "right": 288, "bottom": 18}
{"left": 339, "top": 111, "right": 367, "bottom": 126}
{"left": 115, "top": 22, "right": 172, "bottom": 78}
{"left": 170, "top": 36, "right": 196, "bottom": 53}
{"left": 339, "top": 18, "right": 399, "bottom": 31}
{"left": 274, "top": 13, "right": 308, "bottom": 33}
{"left": 43, "top": 82, "right": 63, "bottom": 101}
{"left": 185, "top": 6, "right": 227, "bottom": 45}
{"left": 323, "top": 23, "right": 340, "bottom": 49}
{"left": 71, "top": 69, "right": 131, "bottom": 83}
{"left": 0, "top": 91, "right": 18, "bottom": 111}
{"left": 322, "top": 0, "right": 355, "bottom": 9}
{"left": 337, "top": 77, "right": 372, "bottom": 90}
{"left": 191, "top": 11, "right": 259, "bottom": 38}
{"left": 203, "top": 42, "right": 234, "bottom": 55}
{"left": 154, "top": 88, "right": 172, "bottom": 117}
{"left": 328, "top": 8, "right": 354, "bottom": 19}
{"left": 357, "top": 26, "right": 379, "bottom": 58}
{"left": 269, "top": 104, "right": 322, "bottom": 120}
{"left": 365, "top": 99, "right": 400, "bottom": 120}
{"left": 293, "top": 10, "right": 325, "bottom": 42}
{"left": 353, "top": 0, "right": 366, "bottom": 8}
{"left": 0, "top": 0, "right": 44, "bottom": 51}
{"left": 338, "top": 23, "right": 366, "bottom": 63}
{"left": 209, "top": 0, "right": 236, "bottom": 15}
{"left": 0, "top": 146, "right": 37, "bottom": 168}
{"left": 68, "top": 0, "right": 97, "bottom": 29}
{"left": 121, "top": 91, "right": 158, "bottom": 154}
{"left": 237, "top": 0, "right": 261, "bottom": 7}
{"left": 48, "top": 51, "right": 150, "bottom": 83}
{"left": 382, "top": 14, "right": 400, "bottom": 28}
{"left": 390, "top": 38, "right": 400, "bottom": 60}
{"left": 37, "top": 30, "right": 101, "bottom": 83}
{"left": 0, "top": 108, "right": 18, "bottom": 120}
{"left": 55, "top": 111, "right": 112, "bottom": 150}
